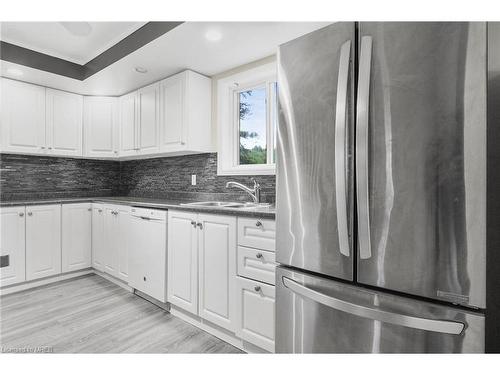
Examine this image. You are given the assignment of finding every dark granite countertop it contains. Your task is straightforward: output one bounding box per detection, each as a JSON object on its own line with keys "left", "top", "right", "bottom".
{"left": 0, "top": 196, "right": 276, "bottom": 219}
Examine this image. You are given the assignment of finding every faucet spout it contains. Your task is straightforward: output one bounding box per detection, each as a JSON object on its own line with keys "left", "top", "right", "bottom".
{"left": 225, "top": 179, "right": 261, "bottom": 203}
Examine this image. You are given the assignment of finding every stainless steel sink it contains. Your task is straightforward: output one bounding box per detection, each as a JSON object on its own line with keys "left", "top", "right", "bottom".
{"left": 180, "top": 201, "right": 271, "bottom": 210}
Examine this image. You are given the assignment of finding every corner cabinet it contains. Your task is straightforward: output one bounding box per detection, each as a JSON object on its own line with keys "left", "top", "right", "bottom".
{"left": 159, "top": 70, "right": 212, "bottom": 154}
{"left": 118, "top": 83, "right": 160, "bottom": 157}
{"left": 83, "top": 97, "right": 119, "bottom": 158}
{"left": 62, "top": 203, "right": 92, "bottom": 272}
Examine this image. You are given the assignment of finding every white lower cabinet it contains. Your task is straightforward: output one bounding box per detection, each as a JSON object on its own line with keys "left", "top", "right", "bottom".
{"left": 62, "top": 203, "right": 92, "bottom": 272}
{"left": 198, "top": 214, "right": 236, "bottom": 332}
{"left": 167, "top": 210, "right": 199, "bottom": 314}
{"left": 236, "top": 276, "right": 276, "bottom": 352}
{"left": 0, "top": 206, "right": 26, "bottom": 287}
{"left": 25, "top": 204, "right": 62, "bottom": 281}
{"left": 91, "top": 204, "right": 105, "bottom": 272}
{"left": 103, "top": 204, "right": 131, "bottom": 282}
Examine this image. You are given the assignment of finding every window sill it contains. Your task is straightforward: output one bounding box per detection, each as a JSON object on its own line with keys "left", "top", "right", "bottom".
{"left": 217, "top": 163, "right": 275, "bottom": 176}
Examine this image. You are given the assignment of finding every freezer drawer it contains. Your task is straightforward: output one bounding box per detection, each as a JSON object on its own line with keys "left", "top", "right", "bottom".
{"left": 276, "top": 267, "right": 484, "bottom": 353}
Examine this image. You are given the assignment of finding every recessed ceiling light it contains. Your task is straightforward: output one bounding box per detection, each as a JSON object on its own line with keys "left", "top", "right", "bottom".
{"left": 135, "top": 67, "right": 148, "bottom": 74}
{"left": 6, "top": 68, "right": 23, "bottom": 77}
{"left": 204, "top": 29, "right": 222, "bottom": 42}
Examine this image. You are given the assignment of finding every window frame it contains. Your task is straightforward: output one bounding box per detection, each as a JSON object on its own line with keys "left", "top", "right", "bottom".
{"left": 217, "top": 62, "right": 277, "bottom": 176}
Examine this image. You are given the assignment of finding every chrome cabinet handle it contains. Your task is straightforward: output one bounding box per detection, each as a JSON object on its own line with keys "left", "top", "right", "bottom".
{"left": 27, "top": 212, "right": 33, "bottom": 216}
{"left": 256, "top": 253, "right": 263, "bottom": 259}
{"left": 19, "top": 212, "right": 24, "bottom": 217}
{"left": 255, "top": 220, "right": 262, "bottom": 227}
{"left": 254, "top": 286, "right": 261, "bottom": 292}
{"left": 334, "top": 39, "right": 352, "bottom": 258}
{"left": 282, "top": 277, "right": 464, "bottom": 335}
{"left": 356, "top": 35, "right": 373, "bottom": 260}
{"left": 197, "top": 222, "right": 203, "bottom": 230}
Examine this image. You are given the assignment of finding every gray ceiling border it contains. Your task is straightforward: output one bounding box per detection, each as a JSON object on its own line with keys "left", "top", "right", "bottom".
{"left": 0, "top": 21, "right": 184, "bottom": 81}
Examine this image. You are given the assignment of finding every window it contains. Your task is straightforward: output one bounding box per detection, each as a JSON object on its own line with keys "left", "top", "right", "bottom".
{"left": 217, "top": 62, "right": 277, "bottom": 175}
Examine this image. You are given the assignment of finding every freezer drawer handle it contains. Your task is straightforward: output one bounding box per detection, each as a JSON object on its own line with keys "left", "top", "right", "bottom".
{"left": 282, "top": 276, "right": 465, "bottom": 335}
{"left": 356, "top": 36, "right": 373, "bottom": 260}
{"left": 334, "top": 39, "right": 352, "bottom": 257}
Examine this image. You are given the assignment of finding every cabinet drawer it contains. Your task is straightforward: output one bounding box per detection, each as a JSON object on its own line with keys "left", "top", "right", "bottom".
{"left": 237, "top": 246, "right": 277, "bottom": 285}
{"left": 237, "top": 218, "right": 275, "bottom": 252}
{"left": 236, "top": 276, "right": 275, "bottom": 352}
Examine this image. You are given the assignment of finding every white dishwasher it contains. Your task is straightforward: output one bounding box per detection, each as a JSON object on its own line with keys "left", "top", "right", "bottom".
{"left": 129, "top": 207, "right": 167, "bottom": 303}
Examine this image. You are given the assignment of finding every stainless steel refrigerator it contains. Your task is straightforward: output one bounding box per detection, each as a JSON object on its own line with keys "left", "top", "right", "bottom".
{"left": 275, "top": 22, "right": 500, "bottom": 353}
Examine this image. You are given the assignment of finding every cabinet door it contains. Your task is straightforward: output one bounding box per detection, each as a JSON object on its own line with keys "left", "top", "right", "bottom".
{"left": 0, "top": 206, "right": 26, "bottom": 287}
{"left": 115, "top": 205, "right": 131, "bottom": 282}
{"left": 103, "top": 206, "right": 119, "bottom": 277}
{"left": 84, "top": 97, "right": 118, "bottom": 158}
{"left": 159, "top": 73, "right": 185, "bottom": 152}
{"left": 91, "top": 204, "right": 105, "bottom": 272}
{"left": 46, "top": 88, "right": 83, "bottom": 157}
{"left": 236, "top": 276, "right": 275, "bottom": 352}
{"left": 167, "top": 210, "right": 198, "bottom": 314}
{"left": 62, "top": 203, "right": 91, "bottom": 272}
{"left": 1, "top": 78, "right": 46, "bottom": 154}
{"left": 103, "top": 204, "right": 130, "bottom": 281}
{"left": 137, "top": 83, "right": 160, "bottom": 155}
{"left": 26, "top": 204, "right": 61, "bottom": 281}
{"left": 119, "top": 92, "right": 138, "bottom": 157}
{"left": 198, "top": 214, "right": 237, "bottom": 332}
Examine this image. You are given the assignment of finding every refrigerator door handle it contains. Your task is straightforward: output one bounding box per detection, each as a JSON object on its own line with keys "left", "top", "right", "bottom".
{"left": 282, "top": 276, "right": 465, "bottom": 335}
{"left": 334, "top": 40, "right": 352, "bottom": 257}
{"left": 356, "top": 36, "right": 373, "bottom": 260}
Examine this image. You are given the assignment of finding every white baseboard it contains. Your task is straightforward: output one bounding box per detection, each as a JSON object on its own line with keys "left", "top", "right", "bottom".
{"left": 0, "top": 269, "right": 94, "bottom": 296}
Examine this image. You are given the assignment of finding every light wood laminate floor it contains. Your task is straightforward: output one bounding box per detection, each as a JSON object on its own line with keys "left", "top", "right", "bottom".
{"left": 0, "top": 274, "right": 242, "bottom": 353}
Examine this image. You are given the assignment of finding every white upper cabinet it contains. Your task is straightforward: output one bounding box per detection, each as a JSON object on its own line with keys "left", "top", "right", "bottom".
{"left": 1, "top": 78, "right": 46, "bottom": 154}
{"left": 137, "top": 82, "right": 160, "bottom": 155}
{"left": 0, "top": 206, "right": 26, "bottom": 287}
{"left": 83, "top": 97, "right": 118, "bottom": 158}
{"left": 119, "top": 91, "right": 138, "bottom": 157}
{"left": 46, "top": 89, "right": 83, "bottom": 157}
{"left": 159, "top": 70, "right": 212, "bottom": 154}
{"left": 62, "top": 203, "right": 92, "bottom": 273}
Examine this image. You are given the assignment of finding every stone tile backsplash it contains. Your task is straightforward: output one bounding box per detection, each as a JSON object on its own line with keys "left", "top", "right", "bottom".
{"left": 0, "top": 153, "right": 276, "bottom": 203}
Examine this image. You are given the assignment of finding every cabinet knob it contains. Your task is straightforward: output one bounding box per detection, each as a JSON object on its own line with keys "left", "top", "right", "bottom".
{"left": 197, "top": 222, "right": 203, "bottom": 230}
{"left": 40, "top": 146, "right": 46, "bottom": 149}
{"left": 48, "top": 147, "right": 53, "bottom": 150}
{"left": 19, "top": 212, "right": 24, "bottom": 217}
{"left": 87, "top": 208, "right": 92, "bottom": 212}
{"left": 143, "top": 276, "right": 147, "bottom": 282}
{"left": 27, "top": 212, "right": 33, "bottom": 216}
{"left": 256, "top": 253, "right": 263, "bottom": 259}
{"left": 98, "top": 209, "right": 102, "bottom": 213}
{"left": 254, "top": 286, "right": 261, "bottom": 292}
{"left": 191, "top": 221, "right": 197, "bottom": 227}
{"left": 255, "top": 220, "right": 262, "bottom": 227}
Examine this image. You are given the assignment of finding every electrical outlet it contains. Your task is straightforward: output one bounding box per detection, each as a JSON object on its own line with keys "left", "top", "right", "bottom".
{"left": 191, "top": 174, "right": 197, "bottom": 185}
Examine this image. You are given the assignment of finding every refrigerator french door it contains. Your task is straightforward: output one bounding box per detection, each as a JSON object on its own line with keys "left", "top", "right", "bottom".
{"left": 276, "top": 22, "right": 487, "bottom": 353}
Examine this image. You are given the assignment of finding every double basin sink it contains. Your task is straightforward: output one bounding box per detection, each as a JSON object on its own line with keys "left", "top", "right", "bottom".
{"left": 180, "top": 201, "right": 272, "bottom": 210}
